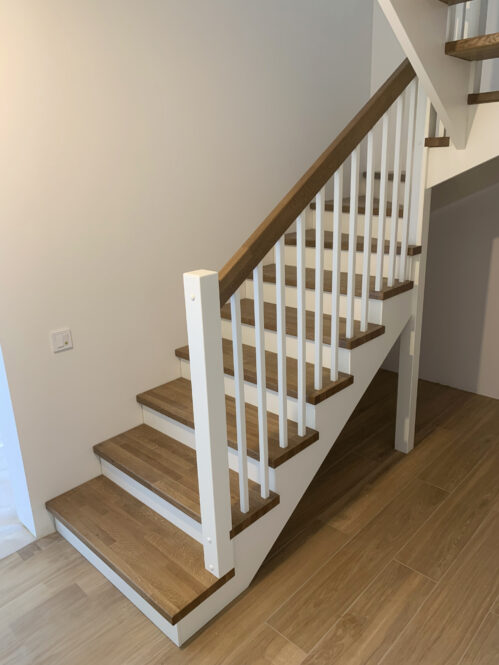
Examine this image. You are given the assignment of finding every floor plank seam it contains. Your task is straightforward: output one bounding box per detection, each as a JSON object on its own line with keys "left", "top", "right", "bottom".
{"left": 454, "top": 610, "right": 494, "bottom": 665}
{"left": 392, "top": 559, "right": 439, "bottom": 584}
{"left": 264, "top": 523, "right": 358, "bottom": 629}
{"left": 262, "top": 621, "right": 308, "bottom": 657}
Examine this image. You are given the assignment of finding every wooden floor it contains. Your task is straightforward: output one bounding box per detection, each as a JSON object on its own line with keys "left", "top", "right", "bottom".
{"left": 2, "top": 370, "right": 499, "bottom": 665}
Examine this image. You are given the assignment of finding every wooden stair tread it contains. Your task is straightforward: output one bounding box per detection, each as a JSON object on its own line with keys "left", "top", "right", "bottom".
{"left": 284, "top": 229, "right": 421, "bottom": 256}
{"left": 176, "top": 339, "right": 353, "bottom": 406}
{"left": 445, "top": 33, "right": 499, "bottom": 61}
{"left": 93, "top": 424, "right": 279, "bottom": 538}
{"left": 46, "top": 475, "right": 235, "bottom": 625}
{"left": 255, "top": 264, "right": 414, "bottom": 301}
{"left": 439, "top": 0, "right": 474, "bottom": 5}
{"left": 310, "top": 196, "right": 404, "bottom": 218}
{"left": 468, "top": 91, "right": 499, "bottom": 104}
{"left": 137, "top": 378, "right": 319, "bottom": 469}
{"left": 425, "top": 137, "right": 450, "bottom": 147}
{"left": 220, "top": 298, "right": 385, "bottom": 351}
{"left": 362, "top": 170, "right": 406, "bottom": 182}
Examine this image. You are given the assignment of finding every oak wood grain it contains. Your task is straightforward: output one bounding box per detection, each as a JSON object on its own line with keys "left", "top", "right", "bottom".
{"left": 267, "top": 479, "right": 447, "bottom": 651}
{"left": 397, "top": 445, "right": 499, "bottom": 580}
{"left": 255, "top": 263, "right": 414, "bottom": 300}
{"left": 176, "top": 338, "right": 353, "bottom": 406}
{"left": 460, "top": 612, "right": 499, "bottom": 665}
{"left": 46, "top": 476, "right": 235, "bottom": 625}
{"left": 425, "top": 136, "right": 450, "bottom": 147}
{"left": 310, "top": 195, "right": 404, "bottom": 218}
{"left": 93, "top": 424, "right": 279, "bottom": 538}
{"left": 446, "top": 33, "right": 499, "bottom": 61}
{"left": 284, "top": 228, "right": 422, "bottom": 256}
{"left": 468, "top": 90, "right": 499, "bottom": 104}
{"left": 220, "top": 297, "right": 385, "bottom": 350}
{"left": 137, "top": 378, "right": 319, "bottom": 468}
{"left": 217, "top": 60, "right": 415, "bottom": 305}
{"left": 302, "top": 561, "right": 434, "bottom": 665}
{"left": 382, "top": 511, "right": 499, "bottom": 665}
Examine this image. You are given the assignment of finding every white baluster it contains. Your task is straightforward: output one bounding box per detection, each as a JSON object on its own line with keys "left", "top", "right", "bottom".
{"left": 253, "top": 264, "right": 269, "bottom": 499}
{"left": 314, "top": 187, "right": 325, "bottom": 389}
{"left": 399, "top": 80, "right": 417, "bottom": 283}
{"left": 230, "top": 292, "right": 249, "bottom": 513}
{"left": 388, "top": 94, "right": 404, "bottom": 287}
{"left": 330, "top": 166, "right": 343, "bottom": 382}
{"left": 361, "top": 131, "right": 374, "bottom": 332}
{"left": 346, "top": 146, "right": 359, "bottom": 339}
{"left": 275, "top": 237, "right": 288, "bottom": 448}
{"left": 375, "top": 112, "right": 389, "bottom": 292}
{"left": 183, "top": 270, "right": 233, "bottom": 577}
{"left": 296, "top": 213, "right": 307, "bottom": 437}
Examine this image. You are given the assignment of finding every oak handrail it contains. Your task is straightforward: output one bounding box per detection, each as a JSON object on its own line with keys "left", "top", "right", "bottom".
{"left": 218, "top": 58, "right": 416, "bottom": 306}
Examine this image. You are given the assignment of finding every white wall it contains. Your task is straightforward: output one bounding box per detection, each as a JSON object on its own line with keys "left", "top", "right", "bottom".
{"left": 419, "top": 170, "right": 499, "bottom": 399}
{"left": 0, "top": 0, "right": 374, "bottom": 535}
{"left": 371, "top": 1, "right": 405, "bottom": 94}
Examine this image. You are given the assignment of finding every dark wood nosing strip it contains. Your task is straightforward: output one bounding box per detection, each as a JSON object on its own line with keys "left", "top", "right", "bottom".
{"left": 425, "top": 137, "right": 450, "bottom": 148}
{"left": 445, "top": 33, "right": 499, "bottom": 61}
{"left": 468, "top": 91, "right": 499, "bottom": 104}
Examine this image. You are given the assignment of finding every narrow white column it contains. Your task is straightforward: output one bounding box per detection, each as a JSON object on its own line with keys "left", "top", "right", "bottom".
{"left": 346, "top": 146, "right": 359, "bottom": 339}
{"left": 253, "top": 263, "right": 269, "bottom": 498}
{"left": 183, "top": 270, "right": 234, "bottom": 577}
{"left": 330, "top": 166, "right": 343, "bottom": 382}
{"left": 296, "top": 213, "right": 307, "bottom": 436}
{"left": 314, "top": 187, "right": 325, "bottom": 389}
{"left": 275, "top": 237, "right": 288, "bottom": 448}
{"left": 395, "top": 85, "right": 431, "bottom": 454}
{"left": 361, "top": 130, "right": 374, "bottom": 332}
{"left": 230, "top": 292, "right": 249, "bottom": 512}
{"left": 375, "top": 112, "right": 389, "bottom": 292}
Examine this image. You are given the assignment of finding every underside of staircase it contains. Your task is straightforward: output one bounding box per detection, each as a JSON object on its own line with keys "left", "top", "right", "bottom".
{"left": 45, "top": 0, "right": 497, "bottom": 648}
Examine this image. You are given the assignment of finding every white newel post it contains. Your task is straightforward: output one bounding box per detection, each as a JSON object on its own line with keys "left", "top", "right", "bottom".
{"left": 183, "top": 270, "right": 234, "bottom": 577}
{"left": 395, "top": 83, "right": 432, "bottom": 454}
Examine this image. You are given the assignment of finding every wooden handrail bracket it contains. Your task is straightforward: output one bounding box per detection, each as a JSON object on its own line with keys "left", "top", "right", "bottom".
{"left": 218, "top": 59, "right": 415, "bottom": 306}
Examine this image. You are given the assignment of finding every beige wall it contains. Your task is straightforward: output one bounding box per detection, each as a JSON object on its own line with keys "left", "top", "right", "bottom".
{"left": 383, "top": 160, "right": 499, "bottom": 399}
{"left": 0, "top": 1, "right": 374, "bottom": 534}
{"left": 419, "top": 166, "right": 499, "bottom": 399}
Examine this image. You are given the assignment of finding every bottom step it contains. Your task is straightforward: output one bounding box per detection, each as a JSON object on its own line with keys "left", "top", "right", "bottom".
{"left": 46, "top": 476, "right": 235, "bottom": 626}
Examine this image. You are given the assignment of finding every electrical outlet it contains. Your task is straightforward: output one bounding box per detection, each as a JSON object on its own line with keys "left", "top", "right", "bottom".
{"left": 50, "top": 329, "right": 73, "bottom": 353}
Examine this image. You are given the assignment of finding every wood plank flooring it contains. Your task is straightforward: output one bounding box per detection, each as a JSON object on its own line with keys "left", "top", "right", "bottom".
{"left": 93, "top": 424, "right": 279, "bottom": 538}
{"left": 2, "top": 370, "right": 499, "bottom": 665}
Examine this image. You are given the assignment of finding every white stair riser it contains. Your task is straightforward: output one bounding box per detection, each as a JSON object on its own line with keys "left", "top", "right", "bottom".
{"left": 220, "top": 318, "right": 352, "bottom": 373}
{"left": 246, "top": 279, "right": 384, "bottom": 324}
{"left": 359, "top": 177, "right": 406, "bottom": 201}
{"left": 283, "top": 245, "right": 407, "bottom": 277}
{"left": 141, "top": 405, "right": 276, "bottom": 489}
{"left": 179, "top": 357, "right": 316, "bottom": 426}
{"left": 100, "top": 458, "right": 202, "bottom": 542}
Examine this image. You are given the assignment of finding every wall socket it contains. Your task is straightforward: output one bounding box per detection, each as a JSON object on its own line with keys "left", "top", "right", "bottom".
{"left": 50, "top": 329, "right": 73, "bottom": 353}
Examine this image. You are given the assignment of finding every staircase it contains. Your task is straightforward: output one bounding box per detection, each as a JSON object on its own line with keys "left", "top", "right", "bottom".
{"left": 45, "top": 0, "right": 498, "bottom": 647}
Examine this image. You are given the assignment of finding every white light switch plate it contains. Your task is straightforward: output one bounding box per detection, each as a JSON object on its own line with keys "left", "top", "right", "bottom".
{"left": 51, "top": 329, "right": 73, "bottom": 353}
